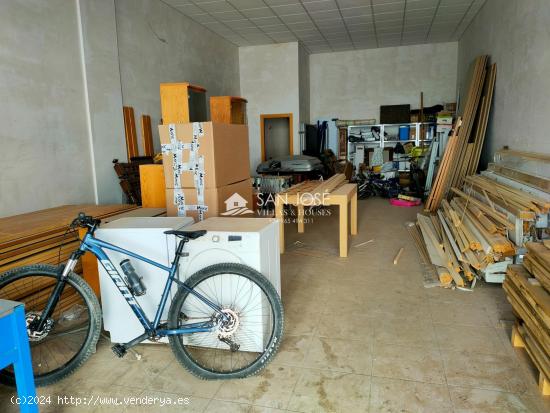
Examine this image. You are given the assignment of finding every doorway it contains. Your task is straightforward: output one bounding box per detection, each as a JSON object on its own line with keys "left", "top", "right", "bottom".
{"left": 261, "top": 113, "right": 293, "bottom": 161}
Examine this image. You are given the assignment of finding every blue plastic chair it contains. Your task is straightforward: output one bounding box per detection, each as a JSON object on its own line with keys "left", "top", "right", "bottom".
{"left": 0, "top": 299, "right": 38, "bottom": 413}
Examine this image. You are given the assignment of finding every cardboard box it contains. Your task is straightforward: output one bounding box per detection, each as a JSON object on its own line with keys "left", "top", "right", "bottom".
{"left": 437, "top": 112, "right": 453, "bottom": 125}
{"left": 159, "top": 122, "right": 250, "bottom": 189}
{"left": 166, "top": 179, "right": 254, "bottom": 220}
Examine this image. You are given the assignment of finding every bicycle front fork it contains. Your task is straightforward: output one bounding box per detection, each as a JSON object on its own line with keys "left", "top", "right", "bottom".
{"left": 34, "top": 253, "right": 79, "bottom": 331}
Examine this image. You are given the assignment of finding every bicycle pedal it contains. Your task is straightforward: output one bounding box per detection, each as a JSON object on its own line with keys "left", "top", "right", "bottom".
{"left": 111, "top": 344, "right": 127, "bottom": 358}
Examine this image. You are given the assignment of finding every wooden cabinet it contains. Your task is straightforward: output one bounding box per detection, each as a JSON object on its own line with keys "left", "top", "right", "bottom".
{"left": 139, "top": 164, "right": 166, "bottom": 208}
{"left": 160, "top": 82, "right": 207, "bottom": 124}
{"left": 210, "top": 96, "right": 247, "bottom": 124}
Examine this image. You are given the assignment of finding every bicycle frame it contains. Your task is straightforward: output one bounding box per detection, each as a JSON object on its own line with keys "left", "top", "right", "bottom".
{"left": 75, "top": 232, "right": 225, "bottom": 338}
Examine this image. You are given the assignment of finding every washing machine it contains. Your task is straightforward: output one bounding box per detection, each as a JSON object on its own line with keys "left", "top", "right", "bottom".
{"left": 177, "top": 217, "right": 280, "bottom": 352}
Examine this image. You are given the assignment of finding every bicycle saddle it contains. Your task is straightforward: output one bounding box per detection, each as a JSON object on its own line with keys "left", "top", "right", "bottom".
{"left": 164, "top": 229, "right": 207, "bottom": 239}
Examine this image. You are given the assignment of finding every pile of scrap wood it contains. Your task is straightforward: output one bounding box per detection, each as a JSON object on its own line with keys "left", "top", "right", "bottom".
{"left": 0, "top": 204, "right": 138, "bottom": 275}
{"left": 411, "top": 176, "right": 546, "bottom": 288}
{"left": 426, "top": 55, "right": 497, "bottom": 212}
{"left": 411, "top": 148, "right": 550, "bottom": 288}
{"left": 503, "top": 242, "right": 550, "bottom": 395}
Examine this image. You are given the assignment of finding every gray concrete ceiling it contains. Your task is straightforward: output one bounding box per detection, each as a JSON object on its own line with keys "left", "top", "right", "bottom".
{"left": 162, "top": 0, "right": 486, "bottom": 53}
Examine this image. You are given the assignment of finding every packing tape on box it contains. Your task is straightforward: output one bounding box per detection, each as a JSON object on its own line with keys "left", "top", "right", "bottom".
{"left": 165, "top": 123, "right": 208, "bottom": 220}
{"left": 172, "top": 189, "right": 209, "bottom": 218}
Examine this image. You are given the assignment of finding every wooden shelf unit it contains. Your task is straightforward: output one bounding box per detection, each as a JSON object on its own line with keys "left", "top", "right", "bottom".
{"left": 160, "top": 82, "right": 207, "bottom": 124}
{"left": 210, "top": 96, "right": 247, "bottom": 124}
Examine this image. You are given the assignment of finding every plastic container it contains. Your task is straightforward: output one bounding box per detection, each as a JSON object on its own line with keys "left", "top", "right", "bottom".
{"left": 399, "top": 125, "right": 410, "bottom": 141}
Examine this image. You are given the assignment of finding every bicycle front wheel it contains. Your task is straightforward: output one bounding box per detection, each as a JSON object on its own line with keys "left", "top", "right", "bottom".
{"left": 168, "top": 263, "right": 284, "bottom": 380}
{"left": 0, "top": 264, "right": 102, "bottom": 386}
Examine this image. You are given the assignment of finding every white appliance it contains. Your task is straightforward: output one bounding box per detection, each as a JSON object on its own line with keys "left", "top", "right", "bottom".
{"left": 96, "top": 217, "right": 194, "bottom": 343}
{"left": 177, "top": 217, "right": 280, "bottom": 352}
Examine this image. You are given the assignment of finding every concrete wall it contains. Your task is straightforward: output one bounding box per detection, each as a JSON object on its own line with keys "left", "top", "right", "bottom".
{"left": 239, "top": 43, "right": 301, "bottom": 172}
{"left": 0, "top": 0, "right": 94, "bottom": 217}
{"left": 115, "top": 0, "right": 241, "bottom": 153}
{"left": 0, "top": 0, "right": 241, "bottom": 217}
{"left": 457, "top": 0, "right": 550, "bottom": 166}
{"left": 79, "top": 0, "right": 126, "bottom": 205}
{"left": 309, "top": 42, "right": 458, "bottom": 122}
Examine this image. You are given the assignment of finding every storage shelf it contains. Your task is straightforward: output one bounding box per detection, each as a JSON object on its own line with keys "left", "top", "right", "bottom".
{"left": 347, "top": 122, "right": 436, "bottom": 173}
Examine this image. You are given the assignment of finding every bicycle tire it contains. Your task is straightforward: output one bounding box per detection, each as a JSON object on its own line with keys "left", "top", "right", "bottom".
{"left": 0, "top": 264, "right": 102, "bottom": 387}
{"left": 168, "top": 263, "right": 284, "bottom": 380}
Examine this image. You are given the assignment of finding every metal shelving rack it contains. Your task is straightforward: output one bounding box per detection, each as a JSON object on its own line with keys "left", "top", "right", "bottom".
{"left": 346, "top": 122, "right": 435, "bottom": 171}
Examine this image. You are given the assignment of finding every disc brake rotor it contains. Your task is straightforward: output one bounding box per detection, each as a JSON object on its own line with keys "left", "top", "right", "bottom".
{"left": 26, "top": 311, "right": 54, "bottom": 342}
{"left": 217, "top": 308, "right": 240, "bottom": 338}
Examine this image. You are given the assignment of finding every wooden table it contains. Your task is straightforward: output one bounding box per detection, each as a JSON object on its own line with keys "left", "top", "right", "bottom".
{"left": 275, "top": 174, "right": 358, "bottom": 257}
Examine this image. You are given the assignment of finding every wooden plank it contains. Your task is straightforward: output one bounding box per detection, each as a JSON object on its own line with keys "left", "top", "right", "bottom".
{"left": 524, "top": 255, "right": 550, "bottom": 293}
{"left": 451, "top": 187, "right": 514, "bottom": 230}
{"left": 516, "top": 323, "right": 550, "bottom": 396}
{"left": 140, "top": 114, "right": 154, "bottom": 157}
{"left": 0, "top": 204, "right": 137, "bottom": 248}
{"left": 123, "top": 106, "right": 138, "bottom": 160}
{"left": 488, "top": 163, "right": 550, "bottom": 194}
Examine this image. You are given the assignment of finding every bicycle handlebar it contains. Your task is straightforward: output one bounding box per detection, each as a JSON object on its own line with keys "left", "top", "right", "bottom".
{"left": 71, "top": 213, "right": 101, "bottom": 230}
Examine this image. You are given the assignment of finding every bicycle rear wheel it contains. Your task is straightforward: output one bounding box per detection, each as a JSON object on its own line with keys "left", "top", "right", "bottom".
{"left": 0, "top": 264, "right": 102, "bottom": 386}
{"left": 168, "top": 263, "right": 284, "bottom": 380}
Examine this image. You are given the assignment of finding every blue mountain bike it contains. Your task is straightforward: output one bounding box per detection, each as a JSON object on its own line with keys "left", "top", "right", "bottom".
{"left": 0, "top": 213, "right": 283, "bottom": 385}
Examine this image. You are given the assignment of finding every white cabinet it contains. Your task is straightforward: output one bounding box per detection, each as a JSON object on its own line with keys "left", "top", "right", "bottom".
{"left": 96, "top": 217, "right": 194, "bottom": 343}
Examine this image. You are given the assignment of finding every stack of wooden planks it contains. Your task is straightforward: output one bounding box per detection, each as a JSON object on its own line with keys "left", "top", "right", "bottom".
{"left": 425, "top": 56, "right": 497, "bottom": 212}
{"left": 414, "top": 198, "right": 516, "bottom": 288}
{"left": 504, "top": 243, "right": 550, "bottom": 395}
{"left": 412, "top": 174, "right": 543, "bottom": 288}
{"left": 0, "top": 204, "right": 138, "bottom": 275}
{"left": 462, "top": 175, "right": 550, "bottom": 219}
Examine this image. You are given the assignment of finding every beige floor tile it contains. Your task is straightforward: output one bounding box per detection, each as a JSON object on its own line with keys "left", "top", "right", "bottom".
{"left": 372, "top": 343, "right": 446, "bottom": 384}
{"left": 374, "top": 318, "right": 437, "bottom": 348}
{"left": 206, "top": 399, "right": 251, "bottom": 412}
{"left": 66, "top": 354, "right": 136, "bottom": 388}
{"left": 370, "top": 298, "right": 432, "bottom": 321}
{"left": 304, "top": 337, "right": 372, "bottom": 375}
{"left": 213, "top": 365, "right": 300, "bottom": 409}
{"left": 148, "top": 363, "right": 222, "bottom": 398}
{"left": 206, "top": 399, "right": 287, "bottom": 412}
{"left": 271, "top": 334, "right": 312, "bottom": 367}
{"left": 248, "top": 405, "right": 287, "bottom": 412}
{"left": 320, "top": 294, "right": 370, "bottom": 316}
{"left": 442, "top": 351, "right": 530, "bottom": 393}
{"left": 369, "top": 376, "right": 453, "bottom": 413}
{"left": 449, "top": 386, "right": 547, "bottom": 413}
{"left": 284, "top": 309, "right": 321, "bottom": 336}
{"left": 429, "top": 300, "right": 494, "bottom": 327}
{"left": 113, "top": 346, "right": 175, "bottom": 389}
{"left": 287, "top": 369, "right": 370, "bottom": 413}
{"left": 433, "top": 323, "right": 508, "bottom": 355}
{"left": 316, "top": 312, "right": 376, "bottom": 342}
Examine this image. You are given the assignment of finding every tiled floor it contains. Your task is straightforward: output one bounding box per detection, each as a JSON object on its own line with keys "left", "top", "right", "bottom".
{"left": 2, "top": 198, "right": 550, "bottom": 412}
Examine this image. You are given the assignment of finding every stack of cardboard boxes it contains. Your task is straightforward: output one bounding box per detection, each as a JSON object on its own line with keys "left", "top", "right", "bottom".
{"left": 159, "top": 83, "right": 253, "bottom": 220}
